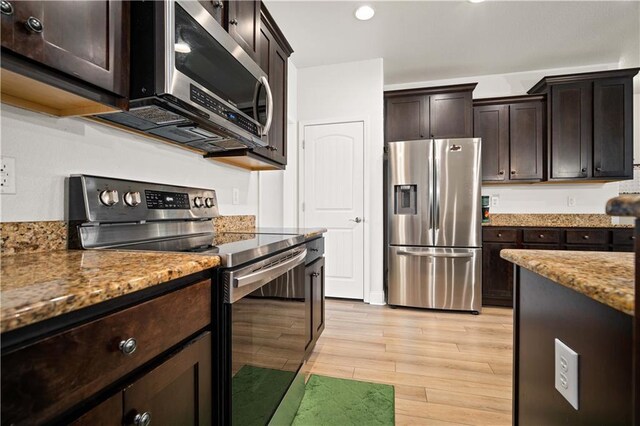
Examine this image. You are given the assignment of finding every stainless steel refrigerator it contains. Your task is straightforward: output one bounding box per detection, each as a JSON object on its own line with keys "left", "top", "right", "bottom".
{"left": 386, "top": 138, "right": 482, "bottom": 313}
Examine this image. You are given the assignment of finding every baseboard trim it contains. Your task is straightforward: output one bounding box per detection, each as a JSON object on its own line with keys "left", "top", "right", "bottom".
{"left": 368, "top": 291, "right": 386, "bottom": 306}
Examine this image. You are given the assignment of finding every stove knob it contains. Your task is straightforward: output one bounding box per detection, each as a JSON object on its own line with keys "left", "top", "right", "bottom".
{"left": 193, "top": 196, "right": 204, "bottom": 208}
{"left": 99, "top": 189, "right": 119, "bottom": 206}
{"left": 124, "top": 191, "right": 142, "bottom": 207}
{"left": 205, "top": 197, "right": 215, "bottom": 208}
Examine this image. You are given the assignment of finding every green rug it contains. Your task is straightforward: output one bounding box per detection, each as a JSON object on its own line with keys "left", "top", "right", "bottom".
{"left": 291, "top": 375, "right": 395, "bottom": 426}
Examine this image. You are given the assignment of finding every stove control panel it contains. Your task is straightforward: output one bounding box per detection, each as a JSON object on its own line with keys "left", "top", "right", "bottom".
{"left": 69, "top": 175, "right": 219, "bottom": 223}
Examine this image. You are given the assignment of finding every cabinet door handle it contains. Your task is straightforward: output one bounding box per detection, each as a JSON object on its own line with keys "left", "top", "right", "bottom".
{"left": 539, "top": 234, "right": 544, "bottom": 239}
{"left": 310, "top": 248, "right": 319, "bottom": 252}
{"left": 268, "top": 146, "right": 278, "bottom": 152}
{"left": 583, "top": 235, "right": 590, "bottom": 240}
{"left": 24, "top": 16, "right": 43, "bottom": 33}
{"left": 119, "top": 337, "right": 138, "bottom": 355}
{"left": 581, "top": 167, "right": 587, "bottom": 173}
{"left": 510, "top": 170, "right": 516, "bottom": 175}
{"left": 133, "top": 412, "right": 151, "bottom": 426}
{"left": 497, "top": 233, "right": 502, "bottom": 237}
{"left": 595, "top": 167, "right": 602, "bottom": 172}
{"left": 1, "top": 1, "right": 13, "bottom": 15}
{"left": 212, "top": 1, "right": 224, "bottom": 8}
{"left": 311, "top": 272, "right": 320, "bottom": 277}
{"left": 229, "top": 18, "right": 238, "bottom": 25}
{"left": 498, "top": 170, "right": 505, "bottom": 175}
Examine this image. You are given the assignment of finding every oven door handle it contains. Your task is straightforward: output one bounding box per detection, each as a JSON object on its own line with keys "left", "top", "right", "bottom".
{"left": 397, "top": 250, "right": 473, "bottom": 258}
{"left": 234, "top": 248, "right": 306, "bottom": 289}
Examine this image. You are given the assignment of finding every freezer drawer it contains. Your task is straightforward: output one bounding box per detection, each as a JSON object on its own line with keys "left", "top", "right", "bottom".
{"left": 388, "top": 246, "right": 481, "bottom": 312}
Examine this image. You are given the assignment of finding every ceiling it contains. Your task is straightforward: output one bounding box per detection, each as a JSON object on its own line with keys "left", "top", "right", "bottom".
{"left": 264, "top": 1, "right": 640, "bottom": 85}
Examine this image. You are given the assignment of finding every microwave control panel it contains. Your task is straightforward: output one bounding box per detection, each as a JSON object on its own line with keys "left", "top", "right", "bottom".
{"left": 190, "top": 85, "right": 259, "bottom": 137}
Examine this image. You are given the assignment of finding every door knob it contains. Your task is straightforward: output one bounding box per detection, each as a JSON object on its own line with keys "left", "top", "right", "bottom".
{"left": 349, "top": 217, "right": 363, "bottom": 223}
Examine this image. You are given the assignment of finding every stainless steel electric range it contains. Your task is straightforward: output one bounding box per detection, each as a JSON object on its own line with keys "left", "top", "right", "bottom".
{"left": 68, "top": 175, "right": 307, "bottom": 426}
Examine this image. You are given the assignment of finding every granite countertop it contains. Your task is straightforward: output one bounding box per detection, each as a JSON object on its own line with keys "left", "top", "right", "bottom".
{"left": 0, "top": 250, "right": 220, "bottom": 333}
{"left": 501, "top": 249, "right": 634, "bottom": 316}
{"left": 482, "top": 213, "right": 632, "bottom": 228}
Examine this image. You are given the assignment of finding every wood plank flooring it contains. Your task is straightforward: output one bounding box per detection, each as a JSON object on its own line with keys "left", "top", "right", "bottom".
{"left": 304, "top": 299, "right": 513, "bottom": 425}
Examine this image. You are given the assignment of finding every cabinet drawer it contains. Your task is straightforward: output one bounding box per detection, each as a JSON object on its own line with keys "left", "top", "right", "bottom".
{"left": 566, "top": 229, "right": 609, "bottom": 245}
{"left": 483, "top": 228, "right": 518, "bottom": 243}
{"left": 612, "top": 229, "right": 635, "bottom": 245}
{"left": 523, "top": 229, "right": 561, "bottom": 244}
{"left": 305, "top": 237, "right": 325, "bottom": 265}
{"left": 1, "top": 279, "right": 211, "bottom": 425}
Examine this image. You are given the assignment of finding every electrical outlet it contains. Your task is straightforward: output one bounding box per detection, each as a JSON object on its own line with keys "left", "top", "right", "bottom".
{"left": 491, "top": 195, "right": 499, "bottom": 208}
{"left": 555, "top": 338, "right": 579, "bottom": 410}
{"left": 0, "top": 157, "right": 16, "bottom": 194}
{"left": 232, "top": 188, "right": 240, "bottom": 205}
{"left": 567, "top": 196, "right": 576, "bottom": 207}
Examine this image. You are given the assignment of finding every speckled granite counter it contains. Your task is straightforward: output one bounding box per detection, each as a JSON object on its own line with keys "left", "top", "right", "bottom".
{"left": 483, "top": 213, "right": 632, "bottom": 228}
{"left": 501, "top": 249, "right": 634, "bottom": 315}
{"left": 0, "top": 250, "right": 220, "bottom": 333}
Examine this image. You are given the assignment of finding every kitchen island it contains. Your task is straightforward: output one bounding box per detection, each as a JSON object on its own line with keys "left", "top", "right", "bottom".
{"left": 502, "top": 249, "right": 634, "bottom": 424}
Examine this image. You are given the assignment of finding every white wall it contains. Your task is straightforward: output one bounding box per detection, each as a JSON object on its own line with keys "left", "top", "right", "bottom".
{"left": 385, "top": 62, "right": 639, "bottom": 214}
{"left": 0, "top": 105, "right": 258, "bottom": 222}
{"left": 297, "top": 58, "right": 385, "bottom": 304}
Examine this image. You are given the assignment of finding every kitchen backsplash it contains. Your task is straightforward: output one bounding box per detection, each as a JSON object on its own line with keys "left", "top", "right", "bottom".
{"left": 0, "top": 215, "right": 256, "bottom": 256}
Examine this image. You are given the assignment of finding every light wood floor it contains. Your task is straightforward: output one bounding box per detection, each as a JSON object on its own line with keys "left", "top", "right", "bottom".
{"left": 305, "top": 299, "right": 513, "bottom": 425}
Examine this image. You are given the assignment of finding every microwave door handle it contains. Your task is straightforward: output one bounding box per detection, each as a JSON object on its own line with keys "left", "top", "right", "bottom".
{"left": 260, "top": 76, "right": 274, "bottom": 136}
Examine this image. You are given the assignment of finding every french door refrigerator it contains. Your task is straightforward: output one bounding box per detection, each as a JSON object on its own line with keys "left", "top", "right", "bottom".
{"left": 387, "top": 138, "right": 482, "bottom": 313}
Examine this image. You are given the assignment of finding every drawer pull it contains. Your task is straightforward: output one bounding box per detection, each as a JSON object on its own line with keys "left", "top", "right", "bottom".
{"left": 133, "top": 412, "right": 151, "bottom": 426}
{"left": 497, "top": 233, "right": 502, "bottom": 237}
{"left": 119, "top": 337, "right": 138, "bottom": 355}
{"left": 632, "top": 236, "right": 636, "bottom": 240}
{"left": 538, "top": 234, "right": 544, "bottom": 239}
{"left": 583, "top": 235, "right": 590, "bottom": 240}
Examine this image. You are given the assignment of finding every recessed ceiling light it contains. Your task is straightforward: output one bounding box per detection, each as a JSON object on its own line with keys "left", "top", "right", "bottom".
{"left": 468, "top": 0, "right": 485, "bottom": 3}
{"left": 354, "top": 5, "right": 375, "bottom": 21}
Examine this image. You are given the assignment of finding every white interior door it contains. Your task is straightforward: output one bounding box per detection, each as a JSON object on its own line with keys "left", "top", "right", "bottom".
{"left": 303, "top": 121, "right": 364, "bottom": 299}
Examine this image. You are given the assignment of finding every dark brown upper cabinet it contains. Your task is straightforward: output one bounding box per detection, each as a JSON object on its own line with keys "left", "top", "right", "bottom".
{"left": 474, "top": 95, "right": 545, "bottom": 184}
{"left": 227, "top": 0, "right": 260, "bottom": 63}
{"left": 528, "top": 68, "right": 639, "bottom": 182}
{"left": 250, "top": 4, "right": 292, "bottom": 166}
{"left": 0, "top": 0, "right": 129, "bottom": 115}
{"left": 384, "top": 83, "right": 476, "bottom": 142}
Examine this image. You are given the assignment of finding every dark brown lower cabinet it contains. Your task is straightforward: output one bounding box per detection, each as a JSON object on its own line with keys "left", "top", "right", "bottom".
{"left": 483, "top": 227, "right": 634, "bottom": 307}
{"left": 123, "top": 332, "right": 212, "bottom": 426}
{"left": 305, "top": 257, "right": 325, "bottom": 354}
{"left": 482, "top": 242, "right": 517, "bottom": 307}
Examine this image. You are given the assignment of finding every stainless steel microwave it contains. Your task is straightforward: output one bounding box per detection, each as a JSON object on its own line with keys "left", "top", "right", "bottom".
{"left": 97, "top": 0, "right": 272, "bottom": 153}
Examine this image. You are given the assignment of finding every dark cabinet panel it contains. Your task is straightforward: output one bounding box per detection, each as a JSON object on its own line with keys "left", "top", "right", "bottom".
{"left": 124, "top": 332, "right": 212, "bottom": 426}
{"left": 7, "top": 0, "right": 129, "bottom": 96}
{"left": 474, "top": 105, "right": 509, "bottom": 182}
{"left": 483, "top": 228, "right": 517, "bottom": 243}
{"left": 612, "top": 228, "right": 635, "bottom": 245}
{"left": 429, "top": 92, "right": 473, "bottom": 138}
{"left": 550, "top": 82, "right": 592, "bottom": 179}
{"left": 522, "top": 229, "right": 560, "bottom": 244}
{"left": 70, "top": 393, "right": 122, "bottom": 426}
{"left": 509, "top": 102, "right": 544, "bottom": 181}
{"left": 482, "top": 242, "right": 517, "bottom": 306}
{"left": 305, "top": 256, "right": 325, "bottom": 354}
{"left": 593, "top": 77, "right": 633, "bottom": 178}
{"left": 227, "top": 0, "right": 260, "bottom": 62}
{"left": 385, "top": 95, "right": 426, "bottom": 142}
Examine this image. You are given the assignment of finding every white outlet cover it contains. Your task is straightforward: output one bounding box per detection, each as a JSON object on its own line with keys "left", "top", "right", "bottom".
{"left": 491, "top": 195, "right": 499, "bottom": 207}
{"left": 0, "top": 156, "right": 16, "bottom": 194}
{"left": 567, "top": 196, "right": 577, "bottom": 207}
{"left": 555, "top": 338, "right": 579, "bottom": 410}
{"left": 232, "top": 188, "right": 240, "bottom": 205}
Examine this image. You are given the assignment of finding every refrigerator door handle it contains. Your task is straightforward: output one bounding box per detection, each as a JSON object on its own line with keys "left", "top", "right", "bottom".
{"left": 433, "top": 146, "right": 440, "bottom": 232}
{"left": 397, "top": 250, "right": 473, "bottom": 258}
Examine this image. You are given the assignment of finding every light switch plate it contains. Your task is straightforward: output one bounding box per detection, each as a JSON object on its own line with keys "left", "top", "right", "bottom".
{"left": 491, "top": 195, "right": 499, "bottom": 207}
{"left": 555, "top": 338, "right": 579, "bottom": 410}
{"left": 232, "top": 188, "right": 240, "bottom": 205}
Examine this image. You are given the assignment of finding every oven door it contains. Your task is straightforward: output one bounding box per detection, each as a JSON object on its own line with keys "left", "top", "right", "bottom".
{"left": 223, "top": 247, "right": 307, "bottom": 426}
{"left": 164, "top": 1, "right": 273, "bottom": 142}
